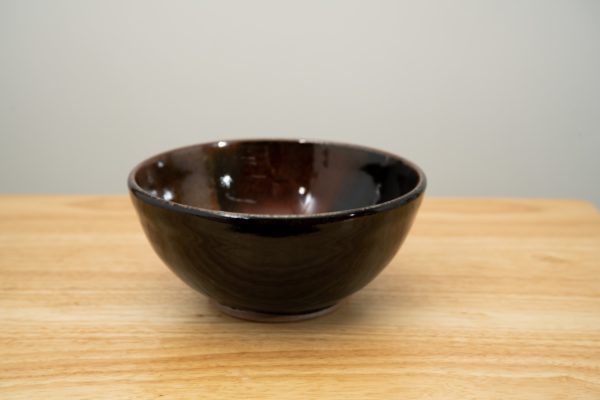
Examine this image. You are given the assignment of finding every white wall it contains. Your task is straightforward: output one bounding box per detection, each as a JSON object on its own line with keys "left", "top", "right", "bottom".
{"left": 2, "top": 0, "right": 599, "bottom": 205}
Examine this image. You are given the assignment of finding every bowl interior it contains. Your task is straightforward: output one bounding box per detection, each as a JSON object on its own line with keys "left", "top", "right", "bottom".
{"left": 132, "top": 140, "right": 421, "bottom": 215}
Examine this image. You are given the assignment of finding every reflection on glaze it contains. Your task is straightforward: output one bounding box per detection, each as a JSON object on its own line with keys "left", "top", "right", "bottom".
{"left": 301, "top": 192, "right": 316, "bottom": 214}
{"left": 220, "top": 174, "right": 233, "bottom": 189}
{"left": 163, "top": 189, "right": 173, "bottom": 201}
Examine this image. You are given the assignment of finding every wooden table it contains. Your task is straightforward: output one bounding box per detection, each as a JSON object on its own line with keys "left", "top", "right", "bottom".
{"left": 1, "top": 197, "right": 599, "bottom": 399}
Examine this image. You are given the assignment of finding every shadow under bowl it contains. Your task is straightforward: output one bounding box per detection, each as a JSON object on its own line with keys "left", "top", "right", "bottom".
{"left": 128, "top": 139, "right": 426, "bottom": 321}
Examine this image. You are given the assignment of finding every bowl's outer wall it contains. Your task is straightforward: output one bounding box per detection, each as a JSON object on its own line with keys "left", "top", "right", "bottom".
{"left": 130, "top": 192, "right": 424, "bottom": 314}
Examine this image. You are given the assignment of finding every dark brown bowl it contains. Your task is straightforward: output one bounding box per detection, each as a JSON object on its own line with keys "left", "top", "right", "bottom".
{"left": 128, "top": 139, "right": 426, "bottom": 321}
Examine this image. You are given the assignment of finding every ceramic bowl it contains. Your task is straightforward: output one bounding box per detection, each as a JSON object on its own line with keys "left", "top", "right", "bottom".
{"left": 128, "top": 139, "right": 426, "bottom": 321}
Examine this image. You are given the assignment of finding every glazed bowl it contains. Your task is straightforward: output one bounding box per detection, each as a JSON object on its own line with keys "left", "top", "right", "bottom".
{"left": 128, "top": 139, "right": 426, "bottom": 321}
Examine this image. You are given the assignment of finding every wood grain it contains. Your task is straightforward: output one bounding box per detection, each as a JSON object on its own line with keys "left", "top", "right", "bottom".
{"left": 1, "top": 196, "right": 599, "bottom": 399}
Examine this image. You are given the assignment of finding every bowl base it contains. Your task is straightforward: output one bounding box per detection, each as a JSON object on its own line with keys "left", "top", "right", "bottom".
{"left": 211, "top": 301, "right": 340, "bottom": 322}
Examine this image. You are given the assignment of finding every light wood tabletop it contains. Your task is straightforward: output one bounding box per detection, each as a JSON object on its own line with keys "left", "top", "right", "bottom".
{"left": 1, "top": 196, "right": 599, "bottom": 399}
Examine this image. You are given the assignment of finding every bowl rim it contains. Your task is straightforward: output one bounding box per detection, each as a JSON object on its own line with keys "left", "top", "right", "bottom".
{"left": 128, "top": 138, "right": 427, "bottom": 221}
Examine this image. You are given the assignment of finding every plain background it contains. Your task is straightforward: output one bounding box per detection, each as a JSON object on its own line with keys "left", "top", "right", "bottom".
{"left": 1, "top": 0, "right": 599, "bottom": 206}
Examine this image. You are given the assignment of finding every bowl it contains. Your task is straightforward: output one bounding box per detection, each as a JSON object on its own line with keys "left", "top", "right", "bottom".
{"left": 128, "top": 139, "right": 426, "bottom": 321}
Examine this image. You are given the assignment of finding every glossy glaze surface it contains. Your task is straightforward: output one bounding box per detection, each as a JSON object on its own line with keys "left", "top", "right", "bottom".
{"left": 131, "top": 140, "right": 421, "bottom": 216}
{"left": 129, "top": 140, "right": 426, "bottom": 317}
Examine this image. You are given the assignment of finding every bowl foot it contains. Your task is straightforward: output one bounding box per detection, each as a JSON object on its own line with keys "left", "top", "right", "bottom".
{"left": 211, "top": 301, "right": 340, "bottom": 322}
